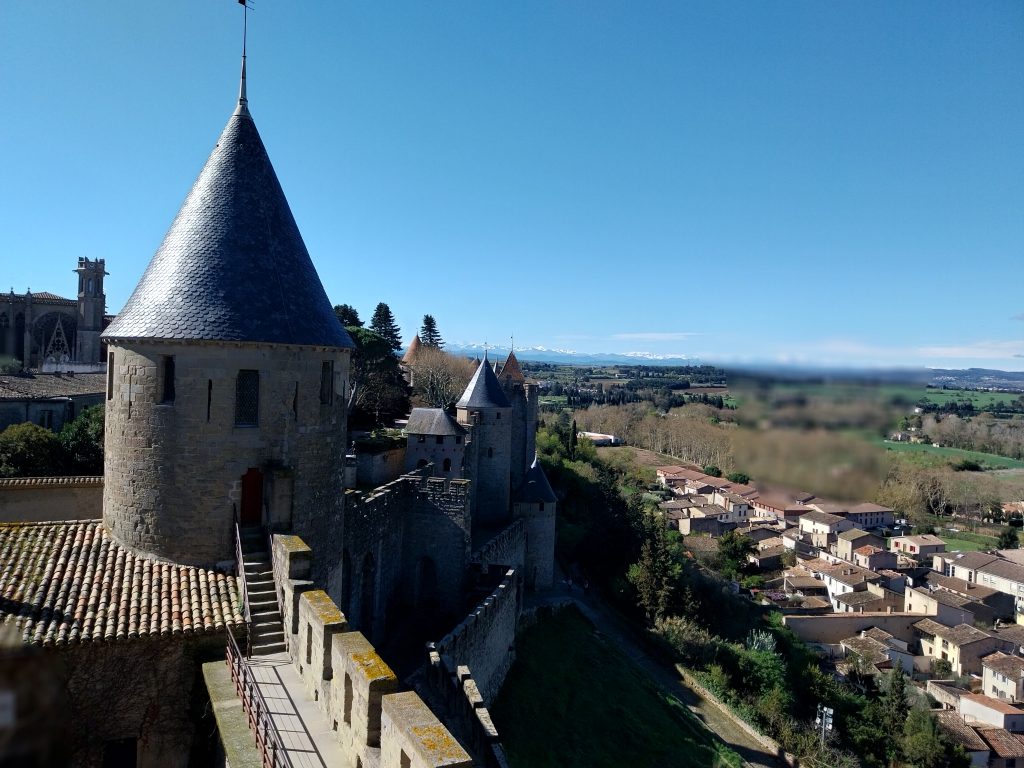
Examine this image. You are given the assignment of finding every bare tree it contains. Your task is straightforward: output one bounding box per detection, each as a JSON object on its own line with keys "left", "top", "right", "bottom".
{"left": 411, "top": 347, "right": 477, "bottom": 409}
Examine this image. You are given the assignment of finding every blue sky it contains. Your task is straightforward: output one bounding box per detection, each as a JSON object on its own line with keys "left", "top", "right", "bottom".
{"left": 2, "top": 2, "right": 1022, "bottom": 369}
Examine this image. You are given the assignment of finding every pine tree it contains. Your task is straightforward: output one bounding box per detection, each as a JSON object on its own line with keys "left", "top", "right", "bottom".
{"left": 569, "top": 419, "right": 578, "bottom": 460}
{"left": 333, "top": 303, "right": 363, "bottom": 328}
{"left": 881, "top": 662, "right": 910, "bottom": 763}
{"left": 420, "top": 315, "right": 443, "bottom": 348}
{"left": 370, "top": 303, "right": 402, "bottom": 352}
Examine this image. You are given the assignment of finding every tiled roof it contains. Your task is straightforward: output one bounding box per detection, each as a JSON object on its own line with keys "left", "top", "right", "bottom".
{"left": 102, "top": 102, "right": 353, "bottom": 350}
{"left": 497, "top": 350, "right": 525, "bottom": 383}
{"left": 0, "top": 476, "right": 102, "bottom": 488}
{"left": 982, "top": 651, "right": 1024, "bottom": 679}
{"left": 29, "top": 292, "right": 76, "bottom": 306}
{"left": 994, "top": 624, "right": 1024, "bottom": 648}
{"left": 849, "top": 502, "right": 894, "bottom": 514}
{"left": 923, "top": 572, "right": 999, "bottom": 600}
{"left": 938, "top": 552, "right": 1000, "bottom": 570}
{"left": 456, "top": 352, "right": 510, "bottom": 409}
{"left": 799, "top": 510, "right": 846, "bottom": 526}
{"left": 963, "top": 694, "right": 1024, "bottom": 717}
{"left": 405, "top": 408, "right": 465, "bottom": 436}
{"left": 979, "top": 559, "right": 1024, "bottom": 585}
{"left": 401, "top": 334, "right": 422, "bottom": 364}
{"left": 934, "top": 711, "right": 990, "bottom": 752}
{"left": 0, "top": 521, "right": 244, "bottom": 646}
{"left": 914, "top": 619, "right": 991, "bottom": 646}
{"left": 836, "top": 591, "right": 884, "bottom": 606}
{"left": 839, "top": 529, "right": 876, "bottom": 542}
{"left": 976, "top": 726, "right": 1024, "bottom": 757}
{"left": 841, "top": 634, "right": 889, "bottom": 665}
{"left": 0, "top": 372, "right": 106, "bottom": 399}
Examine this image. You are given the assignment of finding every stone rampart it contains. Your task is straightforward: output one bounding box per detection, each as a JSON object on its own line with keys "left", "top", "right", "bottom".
{"left": 270, "top": 533, "right": 471, "bottom": 768}
{"left": 471, "top": 520, "right": 525, "bottom": 572}
{"left": 0, "top": 476, "right": 102, "bottom": 522}
{"left": 432, "top": 568, "right": 520, "bottom": 703}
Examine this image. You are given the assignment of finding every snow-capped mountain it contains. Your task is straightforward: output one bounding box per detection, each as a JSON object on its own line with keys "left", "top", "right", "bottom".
{"left": 443, "top": 343, "right": 696, "bottom": 367}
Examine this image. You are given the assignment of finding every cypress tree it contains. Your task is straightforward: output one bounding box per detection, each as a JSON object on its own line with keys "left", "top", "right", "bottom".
{"left": 370, "top": 303, "right": 402, "bottom": 352}
{"left": 420, "top": 315, "right": 443, "bottom": 348}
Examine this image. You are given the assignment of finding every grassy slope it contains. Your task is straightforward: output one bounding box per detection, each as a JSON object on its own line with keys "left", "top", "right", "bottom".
{"left": 876, "top": 438, "right": 1024, "bottom": 469}
{"left": 491, "top": 607, "right": 741, "bottom": 768}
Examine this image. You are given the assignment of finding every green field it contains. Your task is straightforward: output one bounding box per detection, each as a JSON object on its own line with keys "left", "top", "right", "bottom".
{"left": 491, "top": 607, "right": 741, "bottom": 768}
{"left": 876, "top": 438, "right": 1024, "bottom": 469}
{"left": 755, "top": 381, "right": 1021, "bottom": 410}
{"left": 940, "top": 536, "right": 993, "bottom": 552}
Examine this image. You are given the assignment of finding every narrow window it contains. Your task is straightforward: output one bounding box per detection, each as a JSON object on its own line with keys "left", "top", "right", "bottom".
{"left": 87, "top": 277, "right": 93, "bottom": 294}
{"left": 235, "top": 370, "right": 259, "bottom": 426}
{"left": 436, "top": 436, "right": 444, "bottom": 445}
{"left": 443, "top": 458, "right": 451, "bottom": 472}
{"left": 496, "top": 412, "right": 501, "bottom": 419}
{"left": 344, "top": 673, "right": 353, "bottom": 724}
{"left": 320, "top": 361, "right": 334, "bottom": 404}
{"left": 206, "top": 380, "right": 213, "bottom": 422}
{"left": 293, "top": 382, "right": 299, "bottom": 417}
{"left": 107, "top": 353, "right": 114, "bottom": 400}
{"left": 160, "top": 355, "right": 175, "bottom": 403}
{"left": 306, "top": 623, "right": 313, "bottom": 665}
{"left": 488, "top": 447, "right": 494, "bottom": 458}
{"left": 455, "top": 436, "right": 462, "bottom": 444}
{"left": 539, "top": 502, "right": 545, "bottom": 512}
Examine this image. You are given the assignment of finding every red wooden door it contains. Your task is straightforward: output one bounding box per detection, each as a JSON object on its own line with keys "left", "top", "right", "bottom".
{"left": 240, "top": 468, "right": 263, "bottom": 526}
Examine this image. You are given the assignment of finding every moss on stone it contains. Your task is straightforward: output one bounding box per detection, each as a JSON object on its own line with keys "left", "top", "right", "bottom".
{"left": 351, "top": 650, "right": 396, "bottom": 683}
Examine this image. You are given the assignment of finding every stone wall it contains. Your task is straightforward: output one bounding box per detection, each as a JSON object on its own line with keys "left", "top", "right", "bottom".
{"left": 458, "top": 408, "right": 511, "bottom": 527}
{"left": 471, "top": 520, "right": 525, "bottom": 572}
{"left": 103, "top": 340, "right": 350, "bottom": 568}
{"left": 404, "top": 477, "right": 472, "bottom": 619}
{"left": 0, "top": 476, "right": 102, "bottom": 522}
{"left": 432, "top": 568, "right": 520, "bottom": 704}
{"left": 56, "top": 633, "right": 225, "bottom": 767}
{"left": 270, "top": 533, "right": 472, "bottom": 768}
{"left": 357, "top": 446, "right": 407, "bottom": 487}
{"left": 783, "top": 612, "right": 926, "bottom": 644}
{"left": 512, "top": 503, "right": 555, "bottom": 590}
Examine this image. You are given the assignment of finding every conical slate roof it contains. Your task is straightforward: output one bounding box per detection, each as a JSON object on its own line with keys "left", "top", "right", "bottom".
{"left": 515, "top": 456, "right": 557, "bottom": 504}
{"left": 498, "top": 350, "right": 525, "bottom": 383}
{"left": 103, "top": 98, "right": 353, "bottom": 348}
{"left": 456, "top": 352, "right": 510, "bottom": 409}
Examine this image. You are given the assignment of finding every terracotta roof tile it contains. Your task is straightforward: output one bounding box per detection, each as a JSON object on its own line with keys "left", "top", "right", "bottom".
{"left": 0, "top": 521, "right": 243, "bottom": 647}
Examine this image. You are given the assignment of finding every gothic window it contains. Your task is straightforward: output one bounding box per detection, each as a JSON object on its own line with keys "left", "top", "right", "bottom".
{"left": 235, "top": 370, "right": 259, "bottom": 426}
{"left": 160, "top": 356, "right": 175, "bottom": 404}
{"left": 320, "top": 361, "right": 334, "bottom": 404}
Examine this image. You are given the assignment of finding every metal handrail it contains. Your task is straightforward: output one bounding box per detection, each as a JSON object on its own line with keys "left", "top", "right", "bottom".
{"left": 227, "top": 623, "right": 291, "bottom": 768}
{"left": 235, "top": 521, "right": 253, "bottom": 658}
{"left": 265, "top": 528, "right": 286, "bottom": 636}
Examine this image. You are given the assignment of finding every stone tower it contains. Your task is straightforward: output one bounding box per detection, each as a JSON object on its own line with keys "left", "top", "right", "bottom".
{"left": 101, "top": 65, "right": 354, "bottom": 567}
{"left": 513, "top": 456, "right": 557, "bottom": 590}
{"left": 497, "top": 349, "right": 537, "bottom": 492}
{"left": 74, "top": 257, "right": 107, "bottom": 364}
{"left": 456, "top": 351, "right": 512, "bottom": 527}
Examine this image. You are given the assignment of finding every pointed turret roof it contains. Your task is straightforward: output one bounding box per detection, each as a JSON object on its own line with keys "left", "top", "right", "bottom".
{"left": 456, "top": 351, "right": 510, "bottom": 409}
{"left": 103, "top": 77, "right": 353, "bottom": 349}
{"left": 515, "top": 456, "right": 557, "bottom": 504}
{"left": 401, "top": 334, "right": 423, "bottom": 364}
{"left": 498, "top": 350, "right": 525, "bottom": 383}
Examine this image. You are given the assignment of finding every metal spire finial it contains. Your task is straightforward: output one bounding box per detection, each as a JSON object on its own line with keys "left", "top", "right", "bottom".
{"left": 235, "top": 1, "right": 252, "bottom": 116}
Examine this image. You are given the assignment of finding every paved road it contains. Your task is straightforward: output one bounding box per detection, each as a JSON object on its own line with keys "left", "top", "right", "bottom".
{"left": 528, "top": 587, "right": 783, "bottom": 768}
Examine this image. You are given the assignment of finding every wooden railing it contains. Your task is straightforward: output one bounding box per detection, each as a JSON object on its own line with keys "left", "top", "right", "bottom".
{"left": 226, "top": 623, "right": 291, "bottom": 768}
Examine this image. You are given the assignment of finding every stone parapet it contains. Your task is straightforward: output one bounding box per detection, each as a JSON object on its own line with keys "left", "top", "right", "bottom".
{"left": 269, "top": 532, "right": 470, "bottom": 768}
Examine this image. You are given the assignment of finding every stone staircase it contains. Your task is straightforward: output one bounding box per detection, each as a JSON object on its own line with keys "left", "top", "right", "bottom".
{"left": 239, "top": 526, "right": 286, "bottom": 655}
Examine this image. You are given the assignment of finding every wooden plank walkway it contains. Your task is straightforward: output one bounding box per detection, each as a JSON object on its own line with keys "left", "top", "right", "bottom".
{"left": 244, "top": 652, "right": 347, "bottom": 768}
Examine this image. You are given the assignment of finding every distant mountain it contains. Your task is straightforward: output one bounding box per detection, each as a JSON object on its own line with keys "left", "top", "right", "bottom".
{"left": 930, "top": 368, "right": 1024, "bottom": 391}
{"left": 444, "top": 343, "right": 696, "bottom": 367}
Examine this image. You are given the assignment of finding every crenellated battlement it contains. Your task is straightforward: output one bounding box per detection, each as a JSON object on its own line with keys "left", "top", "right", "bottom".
{"left": 423, "top": 568, "right": 520, "bottom": 768}
{"left": 271, "top": 533, "right": 472, "bottom": 768}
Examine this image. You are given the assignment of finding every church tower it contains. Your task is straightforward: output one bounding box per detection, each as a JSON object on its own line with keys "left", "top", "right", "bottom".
{"left": 101, "top": 62, "right": 354, "bottom": 566}
{"left": 456, "top": 351, "right": 512, "bottom": 527}
{"left": 74, "top": 257, "right": 106, "bottom": 363}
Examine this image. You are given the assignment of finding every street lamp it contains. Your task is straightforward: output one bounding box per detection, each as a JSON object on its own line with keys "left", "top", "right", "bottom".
{"left": 815, "top": 703, "right": 834, "bottom": 747}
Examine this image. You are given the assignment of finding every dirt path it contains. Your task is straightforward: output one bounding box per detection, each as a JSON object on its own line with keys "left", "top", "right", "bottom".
{"left": 528, "top": 586, "right": 783, "bottom": 768}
